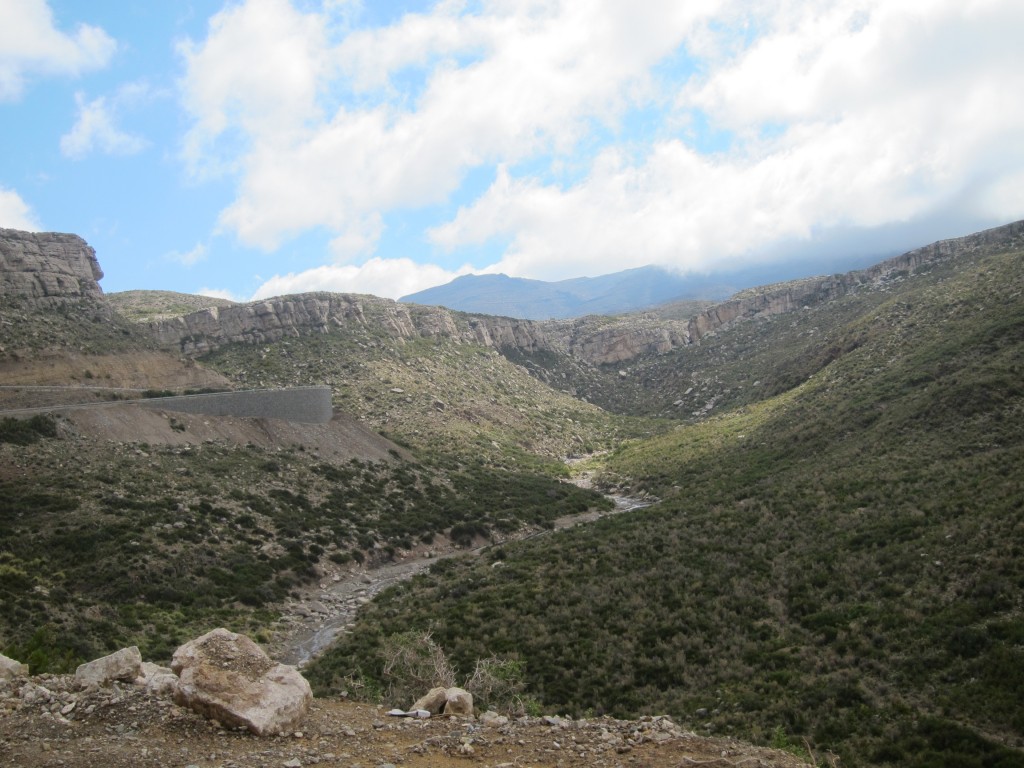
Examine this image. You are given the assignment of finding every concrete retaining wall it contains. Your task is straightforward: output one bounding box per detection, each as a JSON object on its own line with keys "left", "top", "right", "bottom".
{"left": 139, "top": 386, "right": 333, "bottom": 424}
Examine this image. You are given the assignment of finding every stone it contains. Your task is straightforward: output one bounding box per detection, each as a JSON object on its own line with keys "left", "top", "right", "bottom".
{"left": 410, "top": 687, "right": 448, "bottom": 714}
{"left": 479, "top": 710, "right": 509, "bottom": 727}
{"left": 145, "top": 673, "right": 179, "bottom": 697}
{"left": 137, "top": 661, "right": 173, "bottom": 686}
{"left": 0, "top": 228, "right": 105, "bottom": 307}
{"left": 171, "top": 628, "right": 312, "bottom": 736}
{"left": 443, "top": 686, "right": 474, "bottom": 716}
{"left": 0, "top": 653, "right": 29, "bottom": 680}
{"left": 75, "top": 647, "right": 143, "bottom": 688}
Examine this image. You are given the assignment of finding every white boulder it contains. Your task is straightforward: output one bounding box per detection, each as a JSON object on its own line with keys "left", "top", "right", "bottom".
{"left": 74, "top": 646, "right": 143, "bottom": 688}
{"left": 171, "top": 628, "right": 312, "bottom": 736}
{"left": 0, "top": 653, "right": 29, "bottom": 680}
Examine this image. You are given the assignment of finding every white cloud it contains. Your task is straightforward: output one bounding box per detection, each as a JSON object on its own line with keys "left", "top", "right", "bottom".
{"left": 251, "top": 257, "right": 473, "bottom": 301}
{"left": 195, "top": 287, "right": 243, "bottom": 303}
{"left": 60, "top": 89, "right": 149, "bottom": 159}
{"left": 166, "top": 242, "right": 208, "bottom": 267}
{"left": 177, "top": 0, "right": 1024, "bottom": 288}
{"left": 179, "top": 0, "right": 719, "bottom": 251}
{"left": 433, "top": 0, "right": 1024, "bottom": 278}
{"left": 0, "top": 0, "right": 116, "bottom": 100}
{"left": 0, "top": 186, "right": 41, "bottom": 231}
{"left": 177, "top": 0, "right": 329, "bottom": 178}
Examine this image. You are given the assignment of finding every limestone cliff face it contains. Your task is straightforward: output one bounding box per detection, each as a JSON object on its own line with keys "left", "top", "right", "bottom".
{"left": 148, "top": 293, "right": 552, "bottom": 357}
{"left": 685, "top": 219, "right": 1024, "bottom": 345}
{"left": 565, "top": 323, "right": 689, "bottom": 366}
{"left": 146, "top": 220, "right": 1024, "bottom": 365}
{"left": 0, "top": 228, "right": 104, "bottom": 306}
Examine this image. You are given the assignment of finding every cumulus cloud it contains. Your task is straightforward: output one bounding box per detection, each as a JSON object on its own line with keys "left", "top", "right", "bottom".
{"left": 251, "top": 257, "right": 474, "bottom": 301}
{"left": 433, "top": 0, "right": 1024, "bottom": 278}
{"left": 179, "top": 0, "right": 1024, "bottom": 286}
{"left": 0, "top": 0, "right": 116, "bottom": 100}
{"left": 0, "top": 186, "right": 41, "bottom": 231}
{"left": 60, "top": 88, "right": 149, "bottom": 159}
{"left": 179, "top": 0, "right": 717, "bottom": 251}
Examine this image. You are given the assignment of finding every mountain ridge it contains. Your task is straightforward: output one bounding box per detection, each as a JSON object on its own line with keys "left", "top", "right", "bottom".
{"left": 399, "top": 264, "right": 723, "bottom": 319}
{"left": 2, "top": 220, "right": 1023, "bottom": 767}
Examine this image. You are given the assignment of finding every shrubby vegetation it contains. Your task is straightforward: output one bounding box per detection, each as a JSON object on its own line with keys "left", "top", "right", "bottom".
{"left": 0, "top": 414, "right": 57, "bottom": 445}
{"left": 308, "top": 243, "right": 1024, "bottom": 766}
{"left": 0, "top": 431, "right": 608, "bottom": 670}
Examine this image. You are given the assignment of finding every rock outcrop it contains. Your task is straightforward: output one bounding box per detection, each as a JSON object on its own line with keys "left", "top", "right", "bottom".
{"left": 147, "top": 292, "right": 552, "bottom": 358}
{"left": 685, "top": 219, "right": 1024, "bottom": 344}
{"left": 171, "top": 628, "right": 312, "bottom": 736}
{"left": 0, "top": 228, "right": 104, "bottom": 306}
{"left": 145, "top": 221, "right": 1024, "bottom": 367}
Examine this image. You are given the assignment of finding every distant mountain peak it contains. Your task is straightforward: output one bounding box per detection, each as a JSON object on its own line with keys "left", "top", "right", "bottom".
{"left": 400, "top": 265, "right": 721, "bottom": 320}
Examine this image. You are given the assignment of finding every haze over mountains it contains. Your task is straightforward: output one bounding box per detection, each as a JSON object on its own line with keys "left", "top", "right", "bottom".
{"left": 399, "top": 266, "right": 720, "bottom": 319}
{"left": 399, "top": 252, "right": 882, "bottom": 320}
{"left": 1, "top": 221, "right": 1023, "bottom": 767}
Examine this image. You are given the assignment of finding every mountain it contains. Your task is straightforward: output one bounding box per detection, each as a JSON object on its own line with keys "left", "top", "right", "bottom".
{"left": 400, "top": 265, "right": 726, "bottom": 319}
{"left": 311, "top": 221, "right": 1024, "bottom": 767}
{"left": 3, "top": 222, "right": 1024, "bottom": 767}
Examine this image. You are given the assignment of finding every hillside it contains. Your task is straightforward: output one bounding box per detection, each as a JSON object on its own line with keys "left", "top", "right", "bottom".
{"left": 2, "top": 223, "right": 1024, "bottom": 767}
{"left": 0, "top": 231, "right": 614, "bottom": 673}
{"left": 306, "top": 225, "right": 1024, "bottom": 766}
{"left": 106, "top": 289, "right": 236, "bottom": 322}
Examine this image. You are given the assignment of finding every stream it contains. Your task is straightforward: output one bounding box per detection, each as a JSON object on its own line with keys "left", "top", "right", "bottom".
{"left": 273, "top": 491, "right": 652, "bottom": 667}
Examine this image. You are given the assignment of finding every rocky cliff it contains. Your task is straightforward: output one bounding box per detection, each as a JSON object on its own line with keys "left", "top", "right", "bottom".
{"left": 146, "top": 292, "right": 553, "bottom": 357}
{"left": 7, "top": 221, "right": 1019, "bottom": 367}
{"left": 684, "top": 219, "right": 1024, "bottom": 345}
{"left": 145, "top": 220, "right": 1024, "bottom": 367}
{"left": 0, "top": 228, "right": 105, "bottom": 307}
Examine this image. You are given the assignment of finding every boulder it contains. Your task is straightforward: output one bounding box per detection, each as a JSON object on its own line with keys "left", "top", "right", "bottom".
{"left": 138, "top": 662, "right": 178, "bottom": 697}
{"left": 410, "top": 685, "right": 474, "bottom": 716}
{"left": 411, "top": 687, "right": 448, "bottom": 714}
{"left": 444, "top": 686, "right": 474, "bottom": 716}
{"left": 0, "top": 653, "right": 29, "bottom": 680}
{"left": 171, "top": 628, "right": 312, "bottom": 736}
{"left": 74, "top": 646, "right": 142, "bottom": 688}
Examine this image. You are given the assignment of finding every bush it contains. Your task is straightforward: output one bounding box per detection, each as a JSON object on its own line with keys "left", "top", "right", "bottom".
{"left": 0, "top": 414, "right": 57, "bottom": 445}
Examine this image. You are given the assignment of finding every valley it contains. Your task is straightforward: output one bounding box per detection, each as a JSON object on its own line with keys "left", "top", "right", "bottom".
{"left": 1, "top": 222, "right": 1023, "bottom": 766}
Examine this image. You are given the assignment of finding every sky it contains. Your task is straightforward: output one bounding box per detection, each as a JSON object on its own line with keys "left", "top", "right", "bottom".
{"left": 1, "top": 0, "right": 1022, "bottom": 302}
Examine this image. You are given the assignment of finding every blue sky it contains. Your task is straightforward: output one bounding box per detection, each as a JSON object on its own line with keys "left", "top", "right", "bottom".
{"left": 1, "top": 0, "right": 1022, "bottom": 301}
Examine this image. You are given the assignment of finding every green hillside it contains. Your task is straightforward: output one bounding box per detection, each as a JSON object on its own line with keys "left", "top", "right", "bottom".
{"left": 0, "top": 417, "right": 609, "bottom": 670}
{"left": 307, "top": 240, "right": 1024, "bottom": 766}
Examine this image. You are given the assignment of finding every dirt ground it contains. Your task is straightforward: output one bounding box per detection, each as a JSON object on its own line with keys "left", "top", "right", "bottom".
{"left": 0, "top": 676, "right": 813, "bottom": 768}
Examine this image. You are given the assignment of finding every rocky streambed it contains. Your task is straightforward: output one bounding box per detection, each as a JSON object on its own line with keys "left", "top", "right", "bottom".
{"left": 272, "top": 492, "right": 652, "bottom": 667}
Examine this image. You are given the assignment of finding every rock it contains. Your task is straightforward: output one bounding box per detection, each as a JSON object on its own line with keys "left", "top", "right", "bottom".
{"left": 0, "top": 653, "right": 29, "bottom": 680}
{"left": 0, "top": 228, "right": 105, "bottom": 307}
{"left": 19, "top": 682, "right": 52, "bottom": 705}
{"left": 410, "top": 687, "right": 448, "bottom": 714}
{"left": 479, "top": 710, "right": 509, "bottom": 727}
{"left": 145, "top": 673, "right": 179, "bottom": 697}
{"left": 137, "top": 661, "right": 173, "bottom": 685}
{"left": 409, "top": 686, "right": 473, "bottom": 715}
{"left": 74, "top": 647, "right": 143, "bottom": 688}
{"left": 171, "top": 628, "right": 312, "bottom": 736}
{"left": 443, "top": 686, "right": 474, "bottom": 716}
